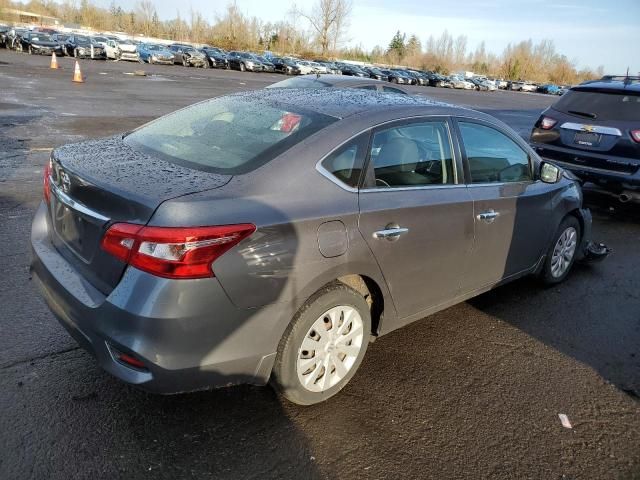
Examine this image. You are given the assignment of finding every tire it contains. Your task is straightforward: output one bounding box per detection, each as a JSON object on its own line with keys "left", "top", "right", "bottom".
{"left": 182, "top": 57, "right": 188, "bottom": 67}
{"left": 270, "top": 283, "right": 371, "bottom": 405}
{"left": 541, "top": 216, "right": 581, "bottom": 285}
{"left": 202, "top": 61, "right": 209, "bottom": 69}
{"left": 239, "top": 62, "right": 246, "bottom": 72}
{"left": 73, "top": 48, "right": 78, "bottom": 58}
{"left": 149, "top": 57, "right": 154, "bottom": 65}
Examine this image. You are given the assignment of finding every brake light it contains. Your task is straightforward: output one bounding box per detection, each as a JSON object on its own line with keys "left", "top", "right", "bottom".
{"left": 101, "top": 223, "right": 255, "bottom": 279}
{"left": 631, "top": 129, "right": 640, "bottom": 143}
{"left": 540, "top": 116, "right": 557, "bottom": 130}
{"left": 43, "top": 159, "right": 52, "bottom": 204}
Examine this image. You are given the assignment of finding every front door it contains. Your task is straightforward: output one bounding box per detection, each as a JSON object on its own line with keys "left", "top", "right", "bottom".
{"left": 455, "top": 120, "right": 554, "bottom": 292}
{"left": 357, "top": 118, "right": 474, "bottom": 319}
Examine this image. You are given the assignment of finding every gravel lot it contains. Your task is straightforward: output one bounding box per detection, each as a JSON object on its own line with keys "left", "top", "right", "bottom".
{"left": 1, "top": 51, "right": 639, "bottom": 480}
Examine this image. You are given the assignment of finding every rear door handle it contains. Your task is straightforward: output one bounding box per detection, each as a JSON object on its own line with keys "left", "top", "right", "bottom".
{"left": 477, "top": 210, "right": 499, "bottom": 223}
{"left": 373, "top": 225, "right": 409, "bottom": 241}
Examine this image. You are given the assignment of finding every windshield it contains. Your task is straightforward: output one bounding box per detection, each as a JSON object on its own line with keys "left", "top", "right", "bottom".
{"left": 76, "top": 35, "right": 90, "bottom": 43}
{"left": 30, "top": 34, "right": 52, "bottom": 41}
{"left": 553, "top": 90, "right": 640, "bottom": 122}
{"left": 124, "top": 96, "right": 336, "bottom": 174}
{"left": 93, "top": 36, "right": 107, "bottom": 42}
{"left": 147, "top": 45, "right": 161, "bottom": 50}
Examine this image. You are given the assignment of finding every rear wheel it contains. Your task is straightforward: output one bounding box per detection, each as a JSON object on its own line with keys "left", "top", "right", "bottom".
{"left": 271, "top": 283, "right": 371, "bottom": 405}
{"left": 541, "top": 216, "right": 581, "bottom": 285}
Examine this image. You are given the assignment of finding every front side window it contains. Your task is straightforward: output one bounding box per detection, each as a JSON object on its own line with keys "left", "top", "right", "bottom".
{"left": 369, "top": 121, "right": 454, "bottom": 188}
{"left": 124, "top": 95, "right": 336, "bottom": 174}
{"left": 458, "top": 122, "right": 531, "bottom": 184}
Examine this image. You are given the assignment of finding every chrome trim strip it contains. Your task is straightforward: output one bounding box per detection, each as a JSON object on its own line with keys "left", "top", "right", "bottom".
{"left": 560, "top": 122, "right": 622, "bottom": 136}
{"left": 541, "top": 159, "right": 633, "bottom": 176}
{"left": 360, "top": 184, "right": 467, "bottom": 193}
{"left": 49, "top": 177, "right": 110, "bottom": 222}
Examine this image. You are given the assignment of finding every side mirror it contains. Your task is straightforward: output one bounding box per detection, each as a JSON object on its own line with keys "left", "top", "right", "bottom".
{"left": 540, "top": 161, "right": 562, "bottom": 183}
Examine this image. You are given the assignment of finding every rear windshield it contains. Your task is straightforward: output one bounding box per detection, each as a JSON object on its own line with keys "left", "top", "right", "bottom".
{"left": 268, "top": 77, "right": 331, "bottom": 89}
{"left": 553, "top": 90, "right": 640, "bottom": 122}
{"left": 124, "top": 96, "right": 336, "bottom": 174}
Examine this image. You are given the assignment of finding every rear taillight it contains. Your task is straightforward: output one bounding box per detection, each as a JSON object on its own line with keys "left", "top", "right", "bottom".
{"left": 101, "top": 223, "right": 256, "bottom": 279}
{"left": 43, "top": 159, "right": 52, "bottom": 204}
{"left": 631, "top": 129, "right": 640, "bottom": 143}
{"left": 539, "top": 116, "right": 557, "bottom": 130}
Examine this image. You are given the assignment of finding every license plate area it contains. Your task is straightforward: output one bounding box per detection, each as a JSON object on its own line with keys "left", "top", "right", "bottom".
{"left": 51, "top": 196, "right": 102, "bottom": 262}
{"left": 573, "top": 131, "right": 601, "bottom": 147}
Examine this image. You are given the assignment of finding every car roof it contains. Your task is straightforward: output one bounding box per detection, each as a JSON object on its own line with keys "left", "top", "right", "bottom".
{"left": 227, "top": 87, "right": 482, "bottom": 120}
{"left": 575, "top": 77, "right": 640, "bottom": 94}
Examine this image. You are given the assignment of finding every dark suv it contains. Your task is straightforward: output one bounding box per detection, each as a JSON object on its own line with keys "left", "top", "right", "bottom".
{"left": 530, "top": 76, "right": 640, "bottom": 200}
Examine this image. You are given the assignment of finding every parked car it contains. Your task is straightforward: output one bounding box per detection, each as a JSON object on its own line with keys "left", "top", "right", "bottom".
{"left": 379, "top": 69, "right": 408, "bottom": 84}
{"left": 6, "top": 28, "right": 28, "bottom": 50}
{"left": 0, "top": 25, "right": 8, "bottom": 48}
{"left": 113, "top": 39, "right": 138, "bottom": 62}
{"left": 537, "top": 84, "right": 560, "bottom": 95}
{"left": 176, "top": 45, "right": 207, "bottom": 67}
{"left": 451, "top": 76, "right": 475, "bottom": 90}
{"left": 18, "top": 32, "right": 63, "bottom": 56}
{"left": 406, "top": 70, "right": 427, "bottom": 86}
{"left": 64, "top": 35, "right": 106, "bottom": 59}
{"left": 257, "top": 56, "right": 276, "bottom": 73}
{"left": 337, "top": 63, "right": 368, "bottom": 77}
{"left": 33, "top": 88, "right": 604, "bottom": 406}
{"left": 289, "top": 59, "right": 314, "bottom": 75}
{"left": 362, "top": 67, "right": 389, "bottom": 81}
{"left": 227, "top": 51, "right": 263, "bottom": 72}
{"left": 521, "top": 82, "right": 537, "bottom": 92}
{"left": 271, "top": 57, "right": 302, "bottom": 75}
{"left": 314, "top": 60, "right": 342, "bottom": 75}
{"left": 200, "top": 46, "right": 229, "bottom": 69}
{"left": 50, "top": 33, "right": 69, "bottom": 53}
{"left": 268, "top": 74, "right": 408, "bottom": 94}
{"left": 138, "top": 43, "right": 174, "bottom": 65}
{"left": 530, "top": 76, "right": 640, "bottom": 200}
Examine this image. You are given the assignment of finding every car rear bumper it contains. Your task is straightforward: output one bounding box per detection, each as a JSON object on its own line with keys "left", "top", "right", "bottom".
{"left": 30, "top": 202, "right": 280, "bottom": 394}
{"left": 532, "top": 142, "right": 640, "bottom": 190}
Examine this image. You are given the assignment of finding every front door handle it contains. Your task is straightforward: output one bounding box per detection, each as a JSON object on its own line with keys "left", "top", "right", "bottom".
{"left": 477, "top": 210, "right": 500, "bottom": 223}
{"left": 373, "top": 225, "right": 409, "bottom": 241}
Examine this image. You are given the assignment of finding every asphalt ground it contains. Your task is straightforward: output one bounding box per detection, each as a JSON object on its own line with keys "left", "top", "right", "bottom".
{"left": 1, "top": 50, "right": 639, "bottom": 480}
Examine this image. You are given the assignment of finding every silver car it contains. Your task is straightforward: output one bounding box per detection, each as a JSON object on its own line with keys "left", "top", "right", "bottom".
{"left": 31, "top": 89, "right": 599, "bottom": 405}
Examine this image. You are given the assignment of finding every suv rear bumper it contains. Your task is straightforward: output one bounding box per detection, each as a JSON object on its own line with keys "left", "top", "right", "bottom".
{"left": 532, "top": 142, "right": 640, "bottom": 190}
{"left": 30, "top": 202, "right": 280, "bottom": 394}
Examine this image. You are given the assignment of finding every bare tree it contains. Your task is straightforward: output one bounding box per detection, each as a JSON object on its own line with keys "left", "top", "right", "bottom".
{"left": 293, "top": 0, "right": 352, "bottom": 56}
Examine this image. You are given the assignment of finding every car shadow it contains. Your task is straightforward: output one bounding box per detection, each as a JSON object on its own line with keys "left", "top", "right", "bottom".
{"left": 468, "top": 195, "right": 640, "bottom": 400}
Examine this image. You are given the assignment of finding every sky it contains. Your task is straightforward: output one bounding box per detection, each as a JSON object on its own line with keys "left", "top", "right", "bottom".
{"left": 112, "top": 0, "right": 639, "bottom": 73}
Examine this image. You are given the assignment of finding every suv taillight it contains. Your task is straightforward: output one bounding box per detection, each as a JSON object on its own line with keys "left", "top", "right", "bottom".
{"left": 43, "top": 159, "right": 52, "bottom": 204}
{"left": 101, "top": 223, "right": 256, "bottom": 279}
{"left": 631, "top": 130, "right": 640, "bottom": 143}
{"left": 539, "top": 116, "right": 557, "bottom": 130}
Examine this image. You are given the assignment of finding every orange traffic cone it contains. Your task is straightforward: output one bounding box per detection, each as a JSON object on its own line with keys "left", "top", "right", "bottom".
{"left": 50, "top": 52, "right": 59, "bottom": 69}
{"left": 72, "top": 60, "right": 84, "bottom": 83}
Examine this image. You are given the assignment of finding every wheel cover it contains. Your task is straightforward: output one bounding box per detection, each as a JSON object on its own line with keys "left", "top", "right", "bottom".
{"left": 551, "top": 226, "right": 577, "bottom": 278}
{"left": 296, "top": 305, "right": 364, "bottom": 393}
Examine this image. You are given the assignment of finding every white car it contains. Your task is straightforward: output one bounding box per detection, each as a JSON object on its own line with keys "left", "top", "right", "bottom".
{"left": 116, "top": 39, "right": 140, "bottom": 62}
{"left": 451, "top": 76, "right": 475, "bottom": 90}
{"left": 309, "top": 61, "right": 328, "bottom": 74}
{"left": 291, "top": 59, "right": 314, "bottom": 75}
{"left": 103, "top": 39, "right": 121, "bottom": 60}
{"left": 521, "top": 82, "right": 537, "bottom": 92}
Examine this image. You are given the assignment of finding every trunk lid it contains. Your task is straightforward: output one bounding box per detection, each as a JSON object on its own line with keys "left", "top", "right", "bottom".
{"left": 48, "top": 135, "right": 231, "bottom": 294}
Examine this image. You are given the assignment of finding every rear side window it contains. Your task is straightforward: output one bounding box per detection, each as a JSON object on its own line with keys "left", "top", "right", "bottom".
{"left": 369, "top": 121, "right": 454, "bottom": 188}
{"left": 321, "top": 134, "right": 369, "bottom": 188}
{"left": 125, "top": 96, "right": 336, "bottom": 174}
{"left": 458, "top": 122, "right": 531, "bottom": 184}
{"left": 553, "top": 90, "right": 640, "bottom": 122}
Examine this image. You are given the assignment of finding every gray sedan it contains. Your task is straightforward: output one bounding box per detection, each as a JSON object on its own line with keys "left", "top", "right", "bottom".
{"left": 31, "top": 89, "right": 599, "bottom": 405}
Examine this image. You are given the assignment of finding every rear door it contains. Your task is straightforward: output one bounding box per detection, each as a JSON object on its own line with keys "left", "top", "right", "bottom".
{"left": 454, "top": 119, "right": 555, "bottom": 292}
{"left": 358, "top": 118, "right": 474, "bottom": 319}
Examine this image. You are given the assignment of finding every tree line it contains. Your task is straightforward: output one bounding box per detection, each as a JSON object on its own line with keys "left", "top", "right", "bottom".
{"left": 1, "top": 0, "right": 604, "bottom": 84}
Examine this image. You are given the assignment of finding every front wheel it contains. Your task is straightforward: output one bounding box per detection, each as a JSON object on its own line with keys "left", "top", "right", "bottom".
{"left": 270, "top": 283, "right": 371, "bottom": 405}
{"left": 541, "top": 216, "right": 581, "bottom": 285}
{"left": 239, "top": 62, "right": 246, "bottom": 72}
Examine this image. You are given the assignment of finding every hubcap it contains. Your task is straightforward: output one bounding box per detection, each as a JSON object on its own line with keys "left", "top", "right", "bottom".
{"left": 551, "top": 226, "right": 577, "bottom": 278}
{"left": 296, "top": 305, "right": 364, "bottom": 393}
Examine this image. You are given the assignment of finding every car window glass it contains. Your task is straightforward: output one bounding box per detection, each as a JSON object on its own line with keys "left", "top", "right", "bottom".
{"left": 382, "top": 86, "right": 407, "bottom": 95}
{"left": 321, "top": 134, "right": 369, "bottom": 188}
{"left": 370, "top": 121, "right": 454, "bottom": 188}
{"left": 357, "top": 85, "right": 377, "bottom": 91}
{"left": 458, "top": 122, "right": 531, "bottom": 183}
